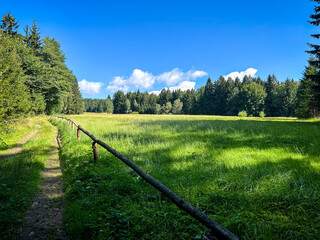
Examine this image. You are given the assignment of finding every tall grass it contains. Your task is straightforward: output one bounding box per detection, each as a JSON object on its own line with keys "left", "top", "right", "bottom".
{"left": 0, "top": 117, "right": 38, "bottom": 153}
{"left": 53, "top": 114, "right": 320, "bottom": 239}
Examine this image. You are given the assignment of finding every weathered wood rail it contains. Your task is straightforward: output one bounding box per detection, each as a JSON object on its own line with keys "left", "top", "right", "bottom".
{"left": 53, "top": 115, "right": 240, "bottom": 240}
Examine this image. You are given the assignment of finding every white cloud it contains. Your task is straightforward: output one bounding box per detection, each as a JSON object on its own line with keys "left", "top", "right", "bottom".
{"left": 149, "top": 90, "right": 162, "bottom": 95}
{"left": 224, "top": 68, "right": 258, "bottom": 80}
{"left": 107, "top": 69, "right": 155, "bottom": 93}
{"left": 78, "top": 79, "right": 104, "bottom": 95}
{"left": 158, "top": 68, "right": 207, "bottom": 86}
{"left": 107, "top": 68, "right": 207, "bottom": 93}
{"left": 169, "top": 81, "right": 196, "bottom": 91}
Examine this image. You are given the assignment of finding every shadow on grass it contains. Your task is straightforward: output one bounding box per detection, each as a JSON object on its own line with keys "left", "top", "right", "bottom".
{"left": 54, "top": 117, "right": 320, "bottom": 239}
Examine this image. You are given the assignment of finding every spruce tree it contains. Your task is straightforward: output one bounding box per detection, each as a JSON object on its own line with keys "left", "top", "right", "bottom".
{"left": 200, "top": 78, "right": 215, "bottom": 115}
{"left": 296, "top": 59, "right": 318, "bottom": 118}
{"left": 24, "top": 20, "right": 42, "bottom": 54}
{"left": 113, "top": 90, "right": 127, "bottom": 113}
{"left": 1, "top": 13, "right": 19, "bottom": 37}
{"left": 304, "top": 0, "right": 320, "bottom": 117}
{"left": 265, "top": 74, "right": 279, "bottom": 116}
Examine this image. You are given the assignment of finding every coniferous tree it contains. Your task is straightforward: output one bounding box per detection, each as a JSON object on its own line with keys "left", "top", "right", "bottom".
{"left": 182, "top": 89, "right": 196, "bottom": 114}
{"left": 265, "top": 74, "right": 279, "bottom": 116}
{"left": 24, "top": 20, "right": 42, "bottom": 54}
{"left": 296, "top": 59, "right": 318, "bottom": 118}
{"left": 200, "top": 78, "right": 215, "bottom": 114}
{"left": 302, "top": 0, "right": 320, "bottom": 117}
{"left": 212, "top": 76, "right": 230, "bottom": 115}
{"left": 113, "top": 90, "right": 127, "bottom": 113}
{"left": 0, "top": 36, "right": 31, "bottom": 120}
{"left": 240, "top": 82, "right": 267, "bottom": 116}
{"left": 1, "top": 13, "right": 19, "bottom": 38}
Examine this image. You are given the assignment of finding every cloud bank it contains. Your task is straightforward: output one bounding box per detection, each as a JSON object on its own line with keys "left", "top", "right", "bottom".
{"left": 107, "top": 68, "right": 208, "bottom": 93}
{"left": 224, "top": 68, "right": 257, "bottom": 80}
{"left": 78, "top": 79, "right": 104, "bottom": 95}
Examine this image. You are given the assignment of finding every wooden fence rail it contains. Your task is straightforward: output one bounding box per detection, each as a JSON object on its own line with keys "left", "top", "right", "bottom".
{"left": 52, "top": 115, "right": 239, "bottom": 240}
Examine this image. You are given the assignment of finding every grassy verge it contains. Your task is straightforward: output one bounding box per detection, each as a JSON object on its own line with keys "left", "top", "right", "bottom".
{"left": 0, "top": 117, "right": 39, "bottom": 154}
{"left": 53, "top": 114, "right": 320, "bottom": 240}
{"left": 0, "top": 116, "right": 56, "bottom": 239}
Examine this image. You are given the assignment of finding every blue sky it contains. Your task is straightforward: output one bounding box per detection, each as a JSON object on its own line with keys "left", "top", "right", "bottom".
{"left": 1, "top": 0, "right": 316, "bottom": 98}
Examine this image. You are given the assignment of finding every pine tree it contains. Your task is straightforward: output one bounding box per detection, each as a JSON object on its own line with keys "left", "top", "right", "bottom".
{"left": 24, "top": 20, "right": 42, "bottom": 54}
{"left": 200, "top": 78, "right": 215, "bottom": 114}
{"left": 265, "top": 74, "right": 279, "bottom": 116}
{"left": 304, "top": 0, "right": 320, "bottom": 117}
{"left": 296, "top": 59, "right": 318, "bottom": 118}
{"left": 1, "top": 13, "right": 19, "bottom": 38}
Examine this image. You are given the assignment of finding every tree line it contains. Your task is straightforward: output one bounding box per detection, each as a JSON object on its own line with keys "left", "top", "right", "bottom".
{"left": 0, "top": 13, "right": 84, "bottom": 123}
{"left": 84, "top": 75, "right": 299, "bottom": 117}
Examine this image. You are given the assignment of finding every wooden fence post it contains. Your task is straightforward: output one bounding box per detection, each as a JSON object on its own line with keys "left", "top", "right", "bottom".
{"left": 77, "top": 126, "right": 81, "bottom": 141}
{"left": 92, "top": 142, "right": 98, "bottom": 163}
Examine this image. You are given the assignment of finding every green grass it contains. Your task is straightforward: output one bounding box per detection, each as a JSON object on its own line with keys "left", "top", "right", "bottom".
{"left": 0, "top": 116, "right": 56, "bottom": 239}
{"left": 0, "top": 117, "right": 38, "bottom": 154}
{"left": 52, "top": 114, "right": 320, "bottom": 240}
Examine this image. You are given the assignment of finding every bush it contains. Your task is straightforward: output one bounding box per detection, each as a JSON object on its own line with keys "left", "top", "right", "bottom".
{"left": 238, "top": 111, "right": 247, "bottom": 117}
{"left": 259, "top": 111, "right": 265, "bottom": 118}
{"left": 131, "top": 112, "right": 139, "bottom": 114}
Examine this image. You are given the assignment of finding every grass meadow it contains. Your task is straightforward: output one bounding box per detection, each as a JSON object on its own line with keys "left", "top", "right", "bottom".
{"left": 52, "top": 114, "right": 320, "bottom": 240}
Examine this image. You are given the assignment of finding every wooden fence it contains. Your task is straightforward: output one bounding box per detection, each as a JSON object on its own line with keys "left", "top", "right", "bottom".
{"left": 53, "top": 115, "right": 239, "bottom": 240}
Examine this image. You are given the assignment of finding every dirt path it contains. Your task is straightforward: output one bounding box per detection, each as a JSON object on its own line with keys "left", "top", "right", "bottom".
{"left": 17, "top": 130, "right": 68, "bottom": 240}
{"left": 0, "top": 128, "right": 39, "bottom": 159}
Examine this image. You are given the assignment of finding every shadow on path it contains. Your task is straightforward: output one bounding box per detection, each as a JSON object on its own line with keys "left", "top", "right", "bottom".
{"left": 16, "top": 130, "right": 69, "bottom": 240}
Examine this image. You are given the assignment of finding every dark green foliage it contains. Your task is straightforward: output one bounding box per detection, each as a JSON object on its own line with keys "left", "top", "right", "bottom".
{"left": 0, "top": 13, "right": 84, "bottom": 122}
{"left": 199, "top": 78, "right": 215, "bottom": 114}
{"left": 212, "top": 77, "right": 231, "bottom": 115}
{"left": 113, "top": 91, "right": 128, "bottom": 113}
{"left": 24, "top": 20, "right": 42, "bottom": 54}
{"left": 182, "top": 89, "right": 196, "bottom": 114}
{"left": 103, "top": 74, "right": 301, "bottom": 117}
{"left": 296, "top": 59, "right": 318, "bottom": 118}
{"left": 158, "top": 88, "right": 172, "bottom": 106}
{"left": 265, "top": 74, "right": 279, "bottom": 117}
{"left": 240, "top": 82, "right": 267, "bottom": 116}
{"left": 299, "top": 0, "right": 320, "bottom": 118}
{"left": 0, "top": 35, "right": 31, "bottom": 120}
{"left": 0, "top": 12, "right": 19, "bottom": 38}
